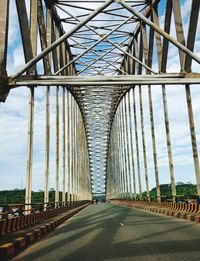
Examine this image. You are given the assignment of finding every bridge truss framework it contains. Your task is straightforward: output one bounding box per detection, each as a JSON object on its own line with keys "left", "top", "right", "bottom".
{"left": 0, "top": 0, "right": 200, "bottom": 209}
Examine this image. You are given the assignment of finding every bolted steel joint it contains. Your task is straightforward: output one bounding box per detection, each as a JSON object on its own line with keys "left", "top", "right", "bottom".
{"left": 0, "top": 71, "right": 9, "bottom": 103}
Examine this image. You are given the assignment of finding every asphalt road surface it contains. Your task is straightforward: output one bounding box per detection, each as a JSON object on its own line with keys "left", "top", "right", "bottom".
{"left": 13, "top": 203, "right": 200, "bottom": 261}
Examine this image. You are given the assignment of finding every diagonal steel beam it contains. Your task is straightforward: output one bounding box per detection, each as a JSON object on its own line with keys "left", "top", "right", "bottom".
{"left": 11, "top": 0, "right": 115, "bottom": 80}
{"left": 96, "top": 56, "right": 124, "bottom": 75}
{"left": 76, "top": 51, "right": 127, "bottom": 75}
{"left": 120, "top": 1, "right": 200, "bottom": 65}
{"left": 67, "top": 29, "right": 128, "bottom": 75}
{"left": 77, "top": 37, "right": 130, "bottom": 75}
{"left": 77, "top": 60, "right": 108, "bottom": 74}
{"left": 106, "top": 38, "right": 156, "bottom": 74}
{"left": 60, "top": 5, "right": 152, "bottom": 75}
{"left": 54, "top": 15, "right": 134, "bottom": 75}
{"left": 78, "top": 61, "right": 117, "bottom": 75}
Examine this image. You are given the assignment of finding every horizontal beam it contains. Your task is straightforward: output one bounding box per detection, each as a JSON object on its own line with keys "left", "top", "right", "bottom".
{"left": 7, "top": 73, "right": 200, "bottom": 87}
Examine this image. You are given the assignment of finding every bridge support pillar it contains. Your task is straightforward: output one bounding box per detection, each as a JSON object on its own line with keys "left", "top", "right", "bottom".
{"left": 148, "top": 85, "right": 161, "bottom": 203}
{"left": 0, "top": 0, "right": 10, "bottom": 103}
{"left": 162, "top": 85, "right": 176, "bottom": 202}
{"left": 25, "top": 87, "right": 34, "bottom": 213}
{"left": 128, "top": 90, "right": 137, "bottom": 200}
{"left": 139, "top": 86, "right": 150, "bottom": 201}
{"left": 185, "top": 84, "right": 200, "bottom": 195}
{"left": 133, "top": 88, "right": 142, "bottom": 200}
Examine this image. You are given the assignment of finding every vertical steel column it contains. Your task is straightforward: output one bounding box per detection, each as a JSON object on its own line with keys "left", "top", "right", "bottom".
{"left": 124, "top": 98, "right": 130, "bottom": 197}
{"left": 37, "top": 0, "right": 54, "bottom": 210}
{"left": 122, "top": 97, "right": 129, "bottom": 198}
{"left": 44, "top": 4, "right": 51, "bottom": 210}
{"left": 120, "top": 107, "right": 125, "bottom": 199}
{"left": 60, "top": 39, "right": 67, "bottom": 206}
{"left": 128, "top": 90, "right": 137, "bottom": 200}
{"left": 114, "top": 114, "right": 120, "bottom": 199}
{"left": 119, "top": 102, "right": 127, "bottom": 198}
{"left": 110, "top": 129, "right": 114, "bottom": 198}
{"left": 71, "top": 96, "right": 75, "bottom": 203}
{"left": 70, "top": 94, "right": 74, "bottom": 203}
{"left": 125, "top": 94, "right": 132, "bottom": 199}
{"left": 184, "top": 0, "right": 200, "bottom": 196}
{"left": 78, "top": 106, "right": 82, "bottom": 200}
{"left": 44, "top": 87, "right": 50, "bottom": 209}
{"left": 75, "top": 103, "right": 78, "bottom": 201}
{"left": 185, "top": 84, "right": 200, "bottom": 195}
{"left": 25, "top": 88, "right": 34, "bottom": 213}
{"left": 24, "top": 0, "right": 37, "bottom": 213}
{"left": 55, "top": 86, "right": 59, "bottom": 207}
{"left": 62, "top": 87, "right": 66, "bottom": 205}
{"left": 114, "top": 116, "right": 120, "bottom": 198}
{"left": 53, "top": 17, "right": 61, "bottom": 206}
{"left": 148, "top": 85, "right": 161, "bottom": 202}
{"left": 112, "top": 126, "right": 117, "bottom": 198}
{"left": 73, "top": 97, "right": 76, "bottom": 203}
{"left": 162, "top": 85, "right": 176, "bottom": 201}
{"left": 118, "top": 106, "right": 124, "bottom": 197}
{"left": 65, "top": 89, "right": 69, "bottom": 203}
{"left": 74, "top": 101, "right": 78, "bottom": 201}
{"left": 30, "top": 0, "right": 37, "bottom": 58}
{"left": 0, "top": 0, "right": 9, "bottom": 102}
{"left": 160, "top": 0, "right": 176, "bottom": 202}
{"left": 79, "top": 107, "right": 86, "bottom": 200}
{"left": 77, "top": 109, "right": 81, "bottom": 200}
{"left": 139, "top": 86, "right": 150, "bottom": 201}
{"left": 114, "top": 116, "right": 118, "bottom": 199}
{"left": 117, "top": 110, "right": 123, "bottom": 198}
{"left": 110, "top": 127, "right": 113, "bottom": 198}
{"left": 107, "top": 132, "right": 112, "bottom": 198}
{"left": 133, "top": 88, "right": 142, "bottom": 200}
{"left": 67, "top": 91, "right": 71, "bottom": 203}
{"left": 107, "top": 133, "right": 112, "bottom": 199}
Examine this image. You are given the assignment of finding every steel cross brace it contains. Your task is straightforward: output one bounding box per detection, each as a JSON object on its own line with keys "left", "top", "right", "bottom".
{"left": 55, "top": 5, "right": 154, "bottom": 75}
{"left": 120, "top": 0, "right": 200, "bottom": 65}
{"left": 69, "top": 33, "right": 128, "bottom": 75}
{"left": 70, "top": 36, "right": 128, "bottom": 75}
{"left": 11, "top": 0, "right": 115, "bottom": 80}
{"left": 54, "top": 15, "right": 135, "bottom": 75}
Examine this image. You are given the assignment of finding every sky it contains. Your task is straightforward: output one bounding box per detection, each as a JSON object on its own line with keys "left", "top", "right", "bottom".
{"left": 0, "top": 0, "right": 200, "bottom": 193}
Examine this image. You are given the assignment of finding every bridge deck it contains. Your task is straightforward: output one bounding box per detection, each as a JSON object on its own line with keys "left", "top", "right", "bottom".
{"left": 14, "top": 203, "right": 200, "bottom": 261}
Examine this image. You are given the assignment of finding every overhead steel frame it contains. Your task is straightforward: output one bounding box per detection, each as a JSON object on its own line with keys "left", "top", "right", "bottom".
{"left": 0, "top": 0, "right": 200, "bottom": 204}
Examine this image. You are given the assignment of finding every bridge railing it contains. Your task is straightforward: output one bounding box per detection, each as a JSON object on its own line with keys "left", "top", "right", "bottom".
{"left": 111, "top": 199, "right": 200, "bottom": 214}
{"left": 0, "top": 200, "right": 91, "bottom": 237}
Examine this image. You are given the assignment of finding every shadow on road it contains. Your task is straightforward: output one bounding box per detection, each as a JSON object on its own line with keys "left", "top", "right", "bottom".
{"left": 14, "top": 204, "right": 200, "bottom": 261}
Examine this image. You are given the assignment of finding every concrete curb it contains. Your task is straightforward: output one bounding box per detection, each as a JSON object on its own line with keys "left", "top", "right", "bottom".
{"left": 0, "top": 243, "right": 15, "bottom": 260}
{"left": 0, "top": 203, "right": 90, "bottom": 260}
{"left": 144, "top": 206, "right": 200, "bottom": 222}
{"left": 111, "top": 201, "right": 200, "bottom": 225}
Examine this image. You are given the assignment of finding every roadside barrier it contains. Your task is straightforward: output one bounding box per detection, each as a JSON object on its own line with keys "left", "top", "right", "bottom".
{"left": 0, "top": 202, "right": 90, "bottom": 260}
{"left": 111, "top": 199, "right": 200, "bottom": 224}
{"left": 0, "top": 200, "right": 91, "bottom": 237}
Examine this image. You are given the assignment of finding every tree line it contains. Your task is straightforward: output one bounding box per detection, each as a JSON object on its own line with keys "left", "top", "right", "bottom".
{"left": 0, "top": 189, "right": 68, "bottom": 205}
{"left": 142, "top": 182, "right": 197, "bottom": 200}
{"left": 0, "top": 183, "right": 197, "bottom": 205}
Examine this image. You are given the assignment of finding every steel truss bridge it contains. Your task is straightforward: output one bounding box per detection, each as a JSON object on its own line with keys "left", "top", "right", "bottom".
{"left": 0, "top": 0, "right": 200, "bottom": 210}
